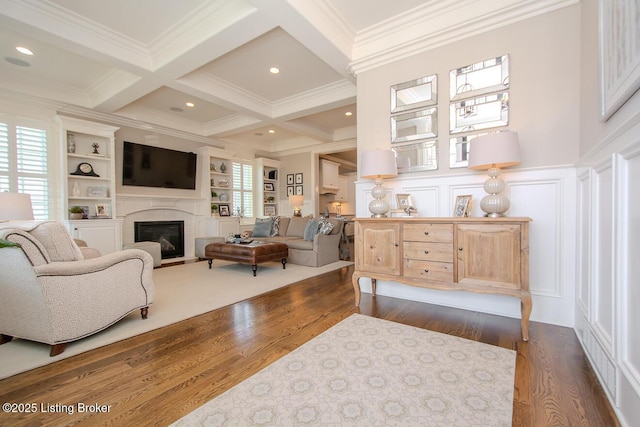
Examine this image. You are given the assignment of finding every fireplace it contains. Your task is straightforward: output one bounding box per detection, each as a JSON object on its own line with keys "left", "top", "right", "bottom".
{"left": 134, "top": 220, "right": 184, "bottom": 259}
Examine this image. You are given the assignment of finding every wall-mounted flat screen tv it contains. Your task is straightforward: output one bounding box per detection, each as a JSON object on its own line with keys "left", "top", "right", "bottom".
{"left": 122, "top": 141, "right": 197, "bottom": 190}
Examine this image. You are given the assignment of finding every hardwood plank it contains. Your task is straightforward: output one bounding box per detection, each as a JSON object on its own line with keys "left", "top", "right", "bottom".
{"left": 0, "top": 264, "right": 618, "bottom": 426}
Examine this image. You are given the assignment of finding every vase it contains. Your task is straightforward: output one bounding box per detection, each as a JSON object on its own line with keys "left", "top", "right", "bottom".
{"left": 67, "top": 133, "right": 75, "bottom": 153}
{"left": 72, "top": 182, "right": 81, "bottom": 196}
{"left": 220, "top": 162, "right": 227, "bottom": 173}
{"left": 69, "top": 213, "right": 83, "bottom": 220}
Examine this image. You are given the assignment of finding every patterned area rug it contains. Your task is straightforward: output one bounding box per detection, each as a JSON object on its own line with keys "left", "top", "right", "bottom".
{"left": 172, "top": 314, "right": 516, "bottom": 426}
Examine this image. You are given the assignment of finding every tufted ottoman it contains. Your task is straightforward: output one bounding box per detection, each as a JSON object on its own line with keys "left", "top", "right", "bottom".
{"left": 204, "top": 241, "right": 288, "bottom": 276}
{"left": 123, "top": 241, "right": 162, "bottom": 267}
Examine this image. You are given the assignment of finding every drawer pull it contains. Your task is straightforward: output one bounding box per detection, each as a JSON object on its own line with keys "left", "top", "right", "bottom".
{"left": 395, "top": 243, "right": 399, "bottom": 247}
{"left": 458, "top": 247, "right": 463, "bottom": 251}
{"left": 424, "top": 250, "right": 429, "bottom": 254}
{"left": 424, "top": 269, "right": 430, "bottom": 273}
{"left": 424, "top": 231, "right": 429, "bottom": 235}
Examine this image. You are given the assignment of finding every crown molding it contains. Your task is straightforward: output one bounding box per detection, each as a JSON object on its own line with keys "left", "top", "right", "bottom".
{"left": 348, "top": 0, "right": 579, "bottom": 75}
{"left": 272, "top": 80, "right": 356, "bottom": 119}
{"left": 58, "top": 105, "right": 226, "bottom": 148}
{"left": 2, "top": 0, "right": 152, "bottom": 70}
{"left": 148, "top": 0, "right": 258, "bottom": 70}
{"left": 174, "top": 73, "right": 272, "bottom": 118}
{"left": 203, "top": 114, "right": 264, "bottom": 137}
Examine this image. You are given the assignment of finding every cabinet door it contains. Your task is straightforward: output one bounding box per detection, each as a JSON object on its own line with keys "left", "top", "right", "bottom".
{"left": 321, "top": 160, "right": 339, "bottom": 189}
{"left": 69, "top": 221, "right": 121, "bottom": 255}
{"left": 356, "top": 222, "right": 401, "bottom": 275}
{"left": 218, "top": 218, "right": 239, "bottom": 236}
{"left": 456, "top": 223, "right": 521, "bottom": 289}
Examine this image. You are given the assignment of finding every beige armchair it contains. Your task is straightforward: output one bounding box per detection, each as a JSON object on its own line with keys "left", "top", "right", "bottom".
{"left": 0, "top": 221, "right": 154, "bottom": 356}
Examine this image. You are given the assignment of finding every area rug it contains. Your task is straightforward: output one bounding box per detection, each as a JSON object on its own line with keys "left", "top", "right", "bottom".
{"left": 0, "top": 259, "right": 352, "bottom": 380}
{"left": 172, "top": 313, "right": 516, "bottom": 427}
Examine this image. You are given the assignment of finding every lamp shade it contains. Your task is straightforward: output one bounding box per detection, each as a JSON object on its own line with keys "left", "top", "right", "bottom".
{"left": 289, "top": 195, "right": 304, "bottom": 206}
{"left": 361, "top": 150, "right": 398, "bottom": 179}
{"left": 0, "top": 192, "right": 34, "bottom": 220}
{"left": 468, "top": 131, "right": 521, "bottom": 170}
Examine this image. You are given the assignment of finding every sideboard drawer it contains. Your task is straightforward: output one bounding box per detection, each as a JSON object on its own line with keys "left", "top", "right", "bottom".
{"left": 404, "top": 259, "right": 454, "bottom": 282}
{"left": 403, "top": 223, "right": 453, "bottom": 243}
{"left": 403, "top": 242, "right": 453, "bottom": 262}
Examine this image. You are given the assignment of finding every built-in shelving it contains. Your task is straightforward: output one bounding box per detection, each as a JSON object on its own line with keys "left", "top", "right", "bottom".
{"left": 255, "top": 158, "right": 280, "bottom": 217}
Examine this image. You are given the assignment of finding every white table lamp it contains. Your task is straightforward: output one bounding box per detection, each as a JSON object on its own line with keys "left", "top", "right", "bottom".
{"left": 467, "top": 131, "right": 521, "bottom": 217}
{"left": 289, "top": 194, "right": 304, "bottom": 217}
{"left": 361, "top": 150, "right": 398, "bottom": 218}
{"left": 0, "top": 192, "right": 34, "bottom": 221}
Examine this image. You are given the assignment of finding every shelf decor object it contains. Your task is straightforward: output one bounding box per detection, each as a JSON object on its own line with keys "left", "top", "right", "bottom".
{"left": 467, "top": 130, "right": 521, "bottom": 217}
{"left": 360, "top": 150, "right": 398, "bottom": 218}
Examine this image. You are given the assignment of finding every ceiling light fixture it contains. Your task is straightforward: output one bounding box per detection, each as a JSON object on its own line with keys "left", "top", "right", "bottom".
{"left": 185, "top": 102, "right": 195, "bottom": 108}
{"left": 269, "top": 67, "right": 280, "bottom": 74}
{"left": 16, "top": 47, "right": 33, "bottom": 56}
{"left": 268, "top": 129, "right": 275, "bottom": 134}
{"left": 345, "top": 111, "right": 352, "bottom": 116}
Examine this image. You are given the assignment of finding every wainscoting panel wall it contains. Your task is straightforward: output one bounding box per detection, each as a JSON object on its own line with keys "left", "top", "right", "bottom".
{"left": 618, "top": 141, "right": 640, "bottom": 410}
{"left": 355, "top": 166, "right": 577, "bottom": 328}
{"left": 575, "top": 113, "right": 640, "bottom": 421}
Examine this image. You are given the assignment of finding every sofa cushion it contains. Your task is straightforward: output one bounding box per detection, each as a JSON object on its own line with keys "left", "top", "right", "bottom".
{"left": 276, "top": 217, "right": 290, "bottom": 236}
{"left": 270, "top": 216, "right": 281, "bottom": 237}
{"left": 286, "top": 217, "right": 310, "bottom": 237}
{"left": 317, "top": 218, "right": 335, "bottom": 235}
{"left": 303, "top": 219, "right": 318, "bottom": 241}
{"left": 252, "top": 218, "right": 273, "bottom": 238}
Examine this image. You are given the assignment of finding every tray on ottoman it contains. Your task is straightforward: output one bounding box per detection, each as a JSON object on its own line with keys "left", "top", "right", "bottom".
{"left": 204, "top": 241, "right": 288, "bottom": 276}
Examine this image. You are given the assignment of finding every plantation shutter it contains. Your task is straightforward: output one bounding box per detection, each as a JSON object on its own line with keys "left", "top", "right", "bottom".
{"left": 232, "top": 161, "right": 254, "bottom": 218}
{"left": 0, "top": 119, "right": 49, "bottom": 219}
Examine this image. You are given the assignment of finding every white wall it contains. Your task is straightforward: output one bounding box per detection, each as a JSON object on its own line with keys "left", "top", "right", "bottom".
{"left": 574, "top": 1, "right": 640, "bottom": 425}
{"left": 354, "top": 5, "right": 582, "bottom": 327}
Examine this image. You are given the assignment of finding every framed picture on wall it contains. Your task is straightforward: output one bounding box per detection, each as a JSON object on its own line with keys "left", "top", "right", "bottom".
{"left": 295, "top": 185, "right": 303, "bottom": 195}
{"left": 287, "top": 174, "right": 294, "bottom": 185}
{"left": 295, "top": 173, "right": 303, "bottom": 184}
{"left": 287, "top": 186, "right": 294, "bottom": 196}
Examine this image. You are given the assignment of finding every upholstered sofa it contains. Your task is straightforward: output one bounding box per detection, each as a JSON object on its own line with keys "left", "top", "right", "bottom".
{"left": 245, "top": 216, "right": 343, "bottom": 267}
{"left": 0, "top": 221, "right": 155, "bottom": 356}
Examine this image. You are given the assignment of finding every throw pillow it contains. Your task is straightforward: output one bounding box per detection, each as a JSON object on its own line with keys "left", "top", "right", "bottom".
{"left": 252, "top": 218, "right": 273, "bottom": 238}
{"left": 270, "top": 216, "right": 281, "bottom": 237}
{"left": 317, "top": 218, "right": 335, "bottom": 235}
{"left": 303, "top": 219, "right": 318, "bottom": 241}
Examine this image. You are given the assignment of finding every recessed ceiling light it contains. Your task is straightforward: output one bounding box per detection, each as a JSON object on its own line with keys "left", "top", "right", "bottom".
{"left": 268, "top": 129, "right": 275, "bottom": 134}
{"left": 170, "top": 107, "right": 183, "bottom": 112}
{"left": 185, "top": 102, "right": 195, "bottom": 108}
{"left": 269, "top": 67, "right": 280, "bottom": 74}
{"left": 16, "top": 47, "right": 33, "bottom": 56}
{"left": 4, "top": 57, "right": 30, "bottom": 67}
{"left": 345, "top": 111, "right": 353, "bottom": 116}
{"left": 254, "top": 132, "right": 264, "bottom": 136}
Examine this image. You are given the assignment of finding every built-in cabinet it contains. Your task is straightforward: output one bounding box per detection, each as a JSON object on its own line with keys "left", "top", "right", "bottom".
{"left": 255, "top": 158, "right": 280, "bottom": 217}
{"left": 198, "top": 146, "right": 234, "bottom": 217}
{"left": 200, "top": 217, "right": 239, "bottom": 237}
{"left": 57, "top": 116, "right": 119, "bottom": 220}
{"left": 353, "top": 217, "right": 532, "bottom": 340}
{"left": 64, "top": 219, "right": 123, "bottom": 255}
{"left": 320, "top": 159, "right": 339, "bottom": 194}
{"left": 57, "top": 116, "right": 122, "bottom": 254}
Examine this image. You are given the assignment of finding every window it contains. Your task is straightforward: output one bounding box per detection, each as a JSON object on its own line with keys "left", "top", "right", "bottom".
{"left": 0, "top": 117, "right": 49, "bottom": 219}
{"left": 232, "top": 161, "right": 253, "bottom": 218}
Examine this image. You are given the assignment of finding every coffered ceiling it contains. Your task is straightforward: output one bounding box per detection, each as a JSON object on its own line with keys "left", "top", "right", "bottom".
{"left": 0, "top": 0, "right": 576, "bottom": 154}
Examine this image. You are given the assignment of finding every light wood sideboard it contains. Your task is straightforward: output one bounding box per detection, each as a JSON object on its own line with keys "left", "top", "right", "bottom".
{"left": 352, "top": 217, "right": 532, "bottom": 340}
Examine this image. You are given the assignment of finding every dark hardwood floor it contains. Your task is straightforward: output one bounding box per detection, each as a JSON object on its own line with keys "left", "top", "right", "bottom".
{"left": 0, "top": 264, "right": 618, "bottom": 426}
